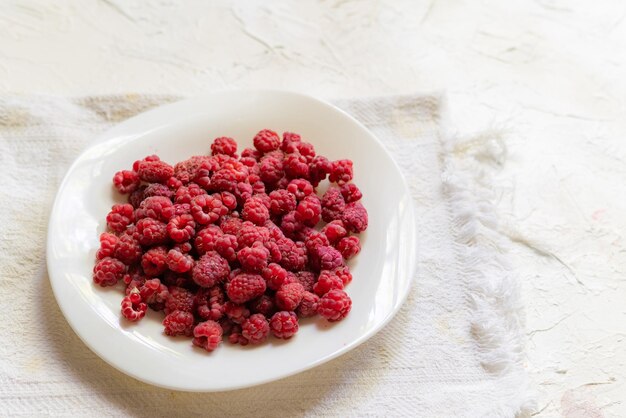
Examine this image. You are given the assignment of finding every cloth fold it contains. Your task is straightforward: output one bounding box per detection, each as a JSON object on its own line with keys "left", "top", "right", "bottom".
{"left": 0, "top": 94, "right": 534, "bottom": 417}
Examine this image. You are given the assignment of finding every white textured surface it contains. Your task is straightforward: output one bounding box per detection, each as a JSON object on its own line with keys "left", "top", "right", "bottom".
{"left": 1, "top": 0, "right": 625, "bottom": 416}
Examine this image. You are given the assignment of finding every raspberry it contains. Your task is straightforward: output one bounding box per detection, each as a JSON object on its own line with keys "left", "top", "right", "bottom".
{"left": 268, "top": 189, "right": 296, "bottom": 216}
{"left": 340, "top": 183, "right": 362, "bottom": 203}
{"left": 233, "top": 181, "right": 253, "bottom": 203}
{"left": 193, "top": 320, "right": 223, "bottom": 351}
{"left": 305, "top": 231, "right": 330, "bottom": 254}
{"left": 215, "top": 234, "right": 238, "bottom": 262}
{"left": 192, "top": 251, "right": 230, "bottom": 287}
{"left": 342, "top": 202, "right": 368, "bottom": 233}
{"left": 228, "top": 326, "right": 249, "bottom": 346}
{"left": 309, "top": 155, "right": 331, "bottom": 186}
{"left": 212, "top": 164, "right": 248, "bottom": 192}
{"left": 166, "top": 249, "right": 194, "bottom": 273}
{"left": 113, "top": 170, "right": 140, "bottom": 194}
{"left": 249, "top": 294, "right": 276, "bottom": 317}
{"left": 253, "top": 129, "right": 280, "bottom": 153}
{"left": 125, "top": 276, "right": 146, "bottom": 295}
{"left": 163, "top": 310, "right": 195, "bottom": 336}
{"left": 128, "top": 185, "right": 147, "bottom": 208}
{"left": 313, "top": 269, "right": 344, "bottom": 296}
{"left": 219, "top": 191, "right": 238, "bottom": 211}
{"left": 196, "top": 286, "right": 225, "bottom": 321}
{"left": 337, "top": 236, "right": 361, "bottom": 260}
{"left": 287, "top": 179, "right": 314, "bottom": 201}
{"left": 219, "top": 215, "right": 243, "bottom": 235}
{"left": 139, "top": 278, "right": 169, "bottom": 305}
{"left": 133, "top": 154, "right": 160, "bottom": 172}
{"left": 276, "top": 282, "right": 305, "bottom": 311}
{"left": 333, "top": 265, "right": 353, "bottom": 286}
{"left": 281, "top": 132, "right": 301, "bottom": 153}
{"left": 283, "top": 153, "right": 310, "bottom": 179}
{"left": 211, "top": 136, "right": 238, "bottom": 157}
{"left": 236, "top": 222, "right": 269, "bottom": 247}
{"left": 270, "top": 311, "right": 299, "bottom": 339}
{"left": 321, "top": 187, "right": 346, "bottom": 223}
{"left": 165, "top": 286, "right": 195, "bottom": 314}
{"left": 106, "top": 204, "right": 134, "bottom": 233}
{"left": 314, "top": 245, "right": 344, "bottom": 271}
{"left": 175, "top": 183, "right": 206, "bottom": 204}
{"left": 136, "top": 196, "right": 175, "bottom": 222}
{"left": 193, "top": 165, "right": 212, "bottom": 190}
{"left": 280, "top": 211, "right": 304, "bottom": 238}
{"left": 242, "top": 197, "right": 270, "bottom": 225}
{"left": 295, "top": 271, "right": 316, "bottom": 292}
{"left": 318, "top": 289, "right": 352, "bottom": 321}
{"left": 274, "top": 176, "right": 290, "bottom": 190}
{"left": 121, "top": 290, "right": 147, "bottom": 321}
{"left": 262, "top": 263, "right": 289, "bottom": 290}
{"left": 226, "top": 273, "right": 266, "bottom": 304}
{"left": 224, "top": 301, "right": 250, "bottom": 324}
{"left": 296, "top": 142, "right": 316, "bottom": 162}
{"left": 194, "top": 225, "right": 223, "bottom": 255}
{"left": 141, "top": 246, "right": 168, "bottom": 276}
{"left": 191, "top": 194, "right": 226, "bottom": 225}
{"left": 253, "top": 192, "right": 271, "bottom": 209}
{"left": 114, "top": 233, "right": 142, "bottom": 265}
{"left": 96, "top": 232, "right": 118, "bottom": 260}
{"left": 259, "top": 156, "right": 284, "bottom": 184}
{"left": 166, "top": 213, "right": 194, "bottom": 241}
{"left": 322, "top": 220, "right": 348, "bottom": 244}
{"left": 294, "top": 195, "right": 322, "bottom": 226}
{"left": 237, "top": 242, "right": 270, "bottom": 272}
{"left": 93, "top": 257, "right": 126, "bottom": 287}
{"left": 143, "top": 183, "right": 174, "bottom": 199}
{"left": 277, "top": 238, "right": 307, "bottom": 271}
{"left": 241, "top": 147, "right": 262, "bottom": 160}
{"left": 241, "top": 314, "right": 270, "bottom": 344}
{"left": 329, "top": 159, "right": 353, "bottom": 185}
{"left": 296, "top": 291, "right": 319, "bottom": 318}
{"left": 167, "top": 176, "right": 183, "bottom": 190}
{"left": 137, "top": 160, "right": 174, "bottom": 183}
{"left": 264, "top": 239, "right": 282, "bottom": 263}
{"left": 174, "top": 156, "right": 212, "bottom": 184}
{"left": 240, "top": 156, "right": 260, "bottom": 170}
{"left": 173, "top": 241, "right": 193, "bottom": 254}
{"left": 135, "top": 218, "right": 168, "bottom": 246}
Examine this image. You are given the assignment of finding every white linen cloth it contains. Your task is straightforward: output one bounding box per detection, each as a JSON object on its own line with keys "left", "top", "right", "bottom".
{"left": 0, "top": 95, "right": 535, "bottom": 417}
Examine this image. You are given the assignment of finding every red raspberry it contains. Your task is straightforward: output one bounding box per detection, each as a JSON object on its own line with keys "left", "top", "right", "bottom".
{"left": 293, "top": 226, "right": 316, "bottom": 242}
{"left": 277, "top": 238, "right": 308, "bottom": 271}
{"left": 270, "top": 311, "right": 299, "bottom": 339}
{"left": 305, "top": 231, "right": 330, "bottom": 254}
{"left": 219, "top": 215, "right": 243, "bottom": 235}
{"left": 329, "top": 159, "right": 353, "bottom": 185}
{"left": 242, "top": 197, "right": 270, "bottom": 226}
{"left": 268, "top": 189, "right": 296, "bottom": 216}
{"left": 322, "top": 220, "right": 348, "bottom": 244}
{"left": 296, "top": 142, "right": 315, "bottom": 162}
{"left": 192, "top": 164, "right": 213, "bottom": 190}
{"left": 240, "top": 156, "right": 259, "bottom": 170}
{"left": 253, "top": 192, "right": 272, "bottom": 209}
{"left": 249, "top": 294, "right": 276, "bottom": 317}
{"left": 233, "top": 181, "right": 253, "bottom": 203}
{"left": 215, "top": 234, "right": 238, "bottom": 262}
{"left": 93, "top": 257, "right": 126, "bottom": 287}
{"left": 333, "top": 265, "right": 353, "bottom": 286}
{"left": 132, "top": 154, "right": 160, "bottom": 172}
{"left": 314, "top": 245, "right": 344, "bottom": 271}
{"left": 211, "top": 136, "right": 238, "bottom": 156}
{"left": 253, "top": 129, "right": 280, "bottom": 153}
{"left": 264, "top": 239, "right": 282, "bottom": 263}
{"left": 281, "top": 132, "right": 301, "bottom": 153}
{"left": 175, "top": 183, "right": 206, "bottom": 204}
{"left": 113, "top": 170, "right": 140, "bottom": 194}
{"left": 173, "top": 241, "right": 193, "bottom": 254}
{"left": 337, "top": 236, "right": 361, "bottom": 260}
{"left": 191, "top": 194, "right": 226, "bottom": 225}
{"left": 276, "top": 282, "right": 305, "bottom": 311}
{"left": 237, "top": 242, "right": 269, "bottom": 272}
{"left": 227, "top": 273, "right": 266, "bottom": 304}
{"left": 321, "top": 187, "right": 346, "bottom": 223}
{"left": 143, "top": 183, "right": 174, "bottom": 199}
{"left": 228, "top": 326, "right": 249, "bottom": 346}
{"left": 196, "top": 286, "right": 225, "bottom": 321}
{"left": 340, "top": 183, "right": 362, "bottom": 203}
{"left": 309, "top": 155, "right": 331, "bottom": 186}
{"left": 318, "top": 289, "right": 352, "bottom": 321}
{"left": 280, "top": 211, "right": 304, "bottom": 238}
{"left": 163, "top": 310, "right": 195, "bottom": 336}
{"left": 137, "top": 160, "right": 174, "bottom": 183}
{"left": 166, "top": 249, "right": 194, "bottom": 273}
{"left": 193, "top": 320, "right": 223, "bottom": 351}
{"left": 313, "top": 269, "right": 344, "bottom": 296}
{"left": 295, "top": 271, "right": 316, "bottom": 292}
{"left": 219, "top": 191, "right": 238, "bottom": 211}
{"left": 342, "top": 202, "right": 368, "bottom": 233}
{"left": 241, "top": 147, "right": 262, "bottom": 160}
{"left": 194, "top": 225, "right": 223, "bottom": 255}
{"left": 259, "top": 156, "right": 284, "bottom": 184}
{"left": 141, "top": 246, "right": 168, "bottom": 276}
{"left": 212, "top": 164, "right": 249, "bottom": 192}
{"left": 296, "top": 291, "right": 319, "bottom": 318}
{"left": 286, "top": 179, "right": 314, "bottom": 201}
{"left": 125, "top": 275, "right": 146, "bottom": 295}
{"left": 173, "top": 156, "right": 211, "bottom": 184}
{"left": 136, "top": 196, "right": 175, "bottom": 222}
{"left": 106, "top": 203, "right": 134, "bottom": 233}
{"left": 261, "top": 150, "right": 284, "bottom": 162}
{"left": 237, "top": 222, "right": 269, "bottom": 247}
{"left": 135, "top": 218, "right": 168, "bottom": 246}
{"left": 96, "top": 232, "right": 118, "bottom": 260}
{"left": 192, "top": 251, "right": 230, "bottom": 287}
{"left": 113, "top": 233, "right": 142, "bottom": 265}
{"left": 128, "top": 185, "right": 146, "bottom": 208}
{"left": 167, "top": 176, "right": 183, "bottom": 190}
{"left": 241, "top": 313, "right": 270, "bottom": 344}
{"left": 121, "top": 290, "right": 147, "bottom": 321}
{"left": 165, "top": 286, "right": 195, "bottom": 314}
{"left": 262, "top": 263, "right": 289, "bottom": 291}
{"left": 284, "top": 153, "right": 310, "bottom": 179}
{"left": 294, "top": 195, "right": 322, "bottom": 226}
{"left": 139, "top": 278, "right": 168, "bottom": 305}
{"left": 166, "top": 214, "right": 195, "bottom": 243}
{"left": 223, "top": 301, "right": 250, "bottom": 324}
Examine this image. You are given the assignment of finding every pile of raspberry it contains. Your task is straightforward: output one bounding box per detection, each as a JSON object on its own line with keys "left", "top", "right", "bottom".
{"left": 94, "top": 130, "right": 368, "bottom": 352}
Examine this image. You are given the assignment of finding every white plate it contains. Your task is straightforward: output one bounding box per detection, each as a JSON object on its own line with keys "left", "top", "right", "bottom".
{"left": 47, "top": 90, "right": 417, "bottom": 392}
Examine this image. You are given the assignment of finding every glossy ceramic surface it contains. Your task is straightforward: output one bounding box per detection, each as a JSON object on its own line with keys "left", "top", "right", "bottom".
{"left": 47, "top": 90, "right": 417, "bottom": 391}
